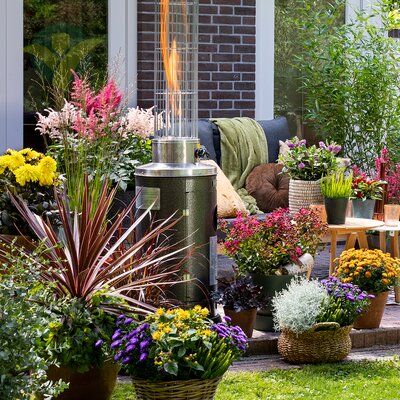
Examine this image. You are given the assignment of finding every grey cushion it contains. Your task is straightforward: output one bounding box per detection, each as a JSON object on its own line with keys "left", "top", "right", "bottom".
{"left": 198, "top": 119, "right": 217, "bottom": 162}
{"left": 257, "top": 117, "right": 292, "bottom": 163}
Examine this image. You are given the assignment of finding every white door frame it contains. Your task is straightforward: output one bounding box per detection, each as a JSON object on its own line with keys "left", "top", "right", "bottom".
{"left": 255, "top": 0, "right": 274, "bottom": 120}
{"left": 0, "top": 0, "right": 23, "bottom": 153}
{"left": 0, "top": 0, "right": 137, "bottom": 154}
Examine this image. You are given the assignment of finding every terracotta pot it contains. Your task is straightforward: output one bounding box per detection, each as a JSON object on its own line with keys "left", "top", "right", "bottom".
{"left": 223, "top": 307, "right": 257, "bottom": 338}
{"left": 46, "top": 361, "right": 119, "bottom": 400}
{"left": 353, "top": 291, "right": 389, "bottom": 329}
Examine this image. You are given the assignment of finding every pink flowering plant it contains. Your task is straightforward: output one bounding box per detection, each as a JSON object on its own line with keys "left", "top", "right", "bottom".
{"left": 279, "top": 137, "right": 341, "bottom": 180}
{"left": 36, "top": 72, "right": 157, "bottom": 210}
{"left": 377, "top": 148, "right": 400, "bottom": 204}
{"left": 220, "top": 208, "right": 328, "bottom": 275}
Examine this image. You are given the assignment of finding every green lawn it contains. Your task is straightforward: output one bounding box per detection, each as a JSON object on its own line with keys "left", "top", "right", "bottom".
{"left": 112, "top": 357, "right": 400, "bottom": 400}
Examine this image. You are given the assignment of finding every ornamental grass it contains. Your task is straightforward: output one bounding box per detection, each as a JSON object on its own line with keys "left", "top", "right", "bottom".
{"left": 333, "top": 248, "right": 400, "bottom": 293}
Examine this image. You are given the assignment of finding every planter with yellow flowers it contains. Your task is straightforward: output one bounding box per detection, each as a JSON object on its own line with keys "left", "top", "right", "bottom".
{"left": 0, "top": 148, "right": 59, "bottom": 240}
{"left": 333, "top": 248, "right": 400, "bottom": 329}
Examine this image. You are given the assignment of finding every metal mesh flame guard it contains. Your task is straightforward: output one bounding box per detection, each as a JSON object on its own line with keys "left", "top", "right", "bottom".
{"left": 135, "top": 0, "right": 218, "bottom": 314}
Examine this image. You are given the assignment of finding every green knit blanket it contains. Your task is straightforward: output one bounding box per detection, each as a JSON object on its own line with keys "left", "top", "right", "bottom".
{"left": 212, "top": 117, "right": 268, "bottom": 214}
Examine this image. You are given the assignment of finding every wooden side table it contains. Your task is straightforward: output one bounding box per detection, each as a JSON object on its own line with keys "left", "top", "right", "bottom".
{"left": 327, "top": 217, "right": 384, "bottom": 275}
{"left": 374, "top": 223, "right": 400, "bottom": 258}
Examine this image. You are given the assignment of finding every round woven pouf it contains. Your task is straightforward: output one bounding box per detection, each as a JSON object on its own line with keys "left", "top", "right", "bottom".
{"left": 277, "top": 323, "right": 352, "bottom": 364}
{"left": 132, "top": 377, "right": 221, "bottom": 400}
{"left": 289, "top": 179, "right": 323, "bottom": 214}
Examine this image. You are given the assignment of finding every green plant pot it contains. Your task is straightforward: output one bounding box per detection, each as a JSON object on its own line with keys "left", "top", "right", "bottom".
{"left": 324, "top": 197, "right": 349, "bottom": 225}
{"left": 250, "top": 274, "right": 301, "bottom": 331}
{"left": 352, "top": 199, "right": 376, "bottom": 219}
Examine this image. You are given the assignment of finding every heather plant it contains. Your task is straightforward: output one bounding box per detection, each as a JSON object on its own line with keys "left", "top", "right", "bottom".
{"left": 320, "top": 169, "right": 352, "bottom": 199}
{"left": 110, "top": 306, "right": 247, "bottom": 381}
{"left": 279, "top": 137, "right": 341, "bottom": 180}
{"left": 220, "top": 208, "right": 327, "bottom": 275}
{"left": 272, "top": 277, "right": 372, "bottom": 334}
{"left": 0, "top": 148, "right": 59, "bottom": 234}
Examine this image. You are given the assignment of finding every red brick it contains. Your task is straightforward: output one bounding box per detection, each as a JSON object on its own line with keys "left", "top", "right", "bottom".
{"left": 234, "top": 100, "right": 256, "bottom": 109}
{"left": 213, "top": 35, "right": 241, "bottom": 44}
{"left": 219, "top": 63, "right": 233, "bottom": 72}
{"left": 212, "top": 91, "right": 240, "bottom": 99}
{"left": 235, "top": 63, "right": 255, "bottom": 72}
{"left": 242, "top": 35, "right": 256, "bottom": 45}
{"left": 234, "top": 44, "right": 255, "bottom": 54}
{"left": 219, "top": 82, "right": 233, "bottom": 90}
{"left": 235, "top": 6, "right": 256, "bottom": 16}
{"left": 212, "top": 72, "right": 240, "bottom": 81}
{"left": 212, "top": 0, "right": 241, "bottom": 5}
{"left": 219, "top": 26, "right": 233, "bottom": 34}
{"left": 213, "top": 15, "right": 241, "bottom": 24}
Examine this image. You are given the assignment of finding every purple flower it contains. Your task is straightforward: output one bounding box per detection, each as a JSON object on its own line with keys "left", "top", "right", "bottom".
{"left": 114, "top": 352, "right": 123, "bottom": 361}
{"left": 287, "top": 142, "right": 296, "bottom": 149}
{"left": 298, "top": 162, "right": 305, "bottom": 169}
{"left": 124, "top": 318, "right": 134, "bottom": 325}
{"left": 224, "top": 316, "right": 232, "bottom": 323}
{"left": 111, "top": 340, "right": 122, "bottom": 349}
{"left": 94, "top": 339, "right": 103, "bottom": 348}
{"left": 112, "top": 329, "right": 122, "bottom": 341}
{"left": 139, "top": 352, "right": 148, "bottom": 362}
{"left": 122, "top": 356, "right": 132, "bottom": 364}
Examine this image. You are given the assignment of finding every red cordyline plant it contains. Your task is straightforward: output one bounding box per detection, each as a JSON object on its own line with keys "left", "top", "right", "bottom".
{"left": 220, "top": 208, "right": 327, "bottom": 276}
{"left": 0, "top": 177, "right": 187, "bottom": 315}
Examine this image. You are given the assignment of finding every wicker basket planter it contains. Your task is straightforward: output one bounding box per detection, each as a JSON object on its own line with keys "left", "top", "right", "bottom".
{"left": 289, "top": 179, "right": 323, "bottom": 214}
{"left": 277, "top": 322, "right": 352, "bottom": 364}
{"left": 132, "top": 377, "right": 221, "bottom": 400}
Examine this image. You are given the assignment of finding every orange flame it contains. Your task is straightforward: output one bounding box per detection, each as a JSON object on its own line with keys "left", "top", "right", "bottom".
{"left": 160, "top": 0, "right": 182, "bottom": 116}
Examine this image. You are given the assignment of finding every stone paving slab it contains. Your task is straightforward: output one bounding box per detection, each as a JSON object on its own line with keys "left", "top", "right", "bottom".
{"left": 230, "top": 345, "right": 400, "bottom": 372}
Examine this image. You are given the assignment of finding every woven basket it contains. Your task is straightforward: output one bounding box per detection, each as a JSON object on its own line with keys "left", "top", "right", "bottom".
{"left": 277, "top": 322, "right": 352, "bottom": 364}
{"left": 132, "top": 377, "right": 221, "bottom": 400}
{"left": 289, "top": 179, "right": 323, "bottom": 214}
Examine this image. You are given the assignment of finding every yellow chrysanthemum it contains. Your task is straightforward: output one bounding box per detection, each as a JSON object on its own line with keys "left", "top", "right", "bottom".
{"left": 38, "top": 156, "right": 57, "bottom": 174}
{"left": 13, "top": 164, "right": 40, "bottom": 186}
{"left": 19, "top": 148, "right": 42, "bottom": 161}
{"left": 4, "top": 151, "right": 25, "bottom": 172}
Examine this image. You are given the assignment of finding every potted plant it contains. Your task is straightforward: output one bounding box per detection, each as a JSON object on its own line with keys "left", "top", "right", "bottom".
{"left": 36, "top": 72, "right": 156, "bottom": 212}
{"left": 211, "top": 275, "right": 267, "bottom": 338}
{"left": 110, "top": 306, "right": 247, "bottom": 400}
{"left": 279, "top": 137, "right": 341, "bottom": 213}
{"left": 320, "top": 169, "right": 353, "bottom": 224}
{"left": 351, "top": 170, "right": 383, "bottom": 219}
{"left": 0, "top": 244, "right": 68, "bottom": 400}
{"left": 220, "top": 208, "right": 327, "bottom": 331}
{"left": 0, "top": 148, "right": 59, "bottom": 237}
{"left": 333, "top": 248, "right": 400, "bottom": 329}
{"left": 272, "top": 276, "right": 372, "bottom": 363}
{"left": 0, "top": 178, "right": 187, "bottom": 400}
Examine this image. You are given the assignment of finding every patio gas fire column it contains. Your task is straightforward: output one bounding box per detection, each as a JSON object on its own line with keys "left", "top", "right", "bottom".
{"left": 135, "top": 0, "right": 218, "bottom": 313}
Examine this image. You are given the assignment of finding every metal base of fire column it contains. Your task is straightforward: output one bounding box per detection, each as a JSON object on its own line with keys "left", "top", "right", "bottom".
{"left": 135, "top": 140, "right": 217, "bottom": 313}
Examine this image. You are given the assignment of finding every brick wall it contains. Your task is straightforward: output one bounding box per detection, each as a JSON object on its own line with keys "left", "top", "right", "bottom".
{"left": 137, "top": 0, "right": 256, "bottom": 119}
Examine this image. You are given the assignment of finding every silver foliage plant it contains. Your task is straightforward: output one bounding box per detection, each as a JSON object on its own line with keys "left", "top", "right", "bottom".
{"left": 272, "top": 277, "right": 327, "bottom": 334}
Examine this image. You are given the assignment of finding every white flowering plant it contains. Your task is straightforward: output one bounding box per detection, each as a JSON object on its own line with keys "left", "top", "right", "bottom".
{"left": 272, "top": 277, "right": 372, "bottom": 334}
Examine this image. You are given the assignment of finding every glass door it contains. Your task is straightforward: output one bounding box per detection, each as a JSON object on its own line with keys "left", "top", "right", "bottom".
{"left": 23, "top": 0, "right": 108, "bottom": 149}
